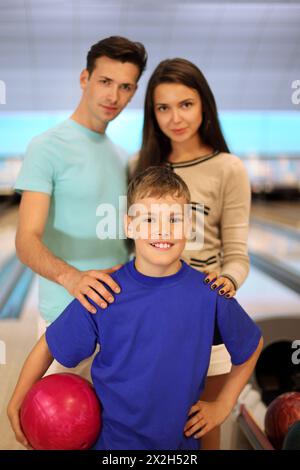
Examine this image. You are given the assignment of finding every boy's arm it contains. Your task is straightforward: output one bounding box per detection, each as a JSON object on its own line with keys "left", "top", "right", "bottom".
{"left": 7, "top": 334, "right": 54, "bottom": 448}
{"left": 184, "top": 336, "right": 263, "bottom": 439}
{"left": 215, "top": 336, "right": 263, "bottom": 413}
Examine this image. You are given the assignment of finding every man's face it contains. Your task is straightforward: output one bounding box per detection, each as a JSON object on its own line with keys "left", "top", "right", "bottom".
{"left": 80, "top": 56, "right": 139, "bottom": 126}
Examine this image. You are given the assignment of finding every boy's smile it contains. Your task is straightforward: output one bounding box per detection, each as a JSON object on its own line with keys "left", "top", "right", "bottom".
{"left": 149, "top": 241, "right": 174, "bottom": 250}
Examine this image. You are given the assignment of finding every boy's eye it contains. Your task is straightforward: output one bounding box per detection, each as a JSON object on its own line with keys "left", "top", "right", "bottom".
{"left": 99, "top": 79, "right": 110, "bottom": 85}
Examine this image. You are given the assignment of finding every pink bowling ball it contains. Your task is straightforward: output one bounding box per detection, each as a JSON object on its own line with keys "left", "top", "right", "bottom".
{"left": 20, "top": 373, "right": 102, "bottom": 450}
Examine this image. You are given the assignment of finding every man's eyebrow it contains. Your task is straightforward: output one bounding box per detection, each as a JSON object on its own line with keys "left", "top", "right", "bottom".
{"left": 98, "top": 75, "right": 112, "bottom": 81}
{"left": 98, "top": 75, "right": 135, "bottom": 87}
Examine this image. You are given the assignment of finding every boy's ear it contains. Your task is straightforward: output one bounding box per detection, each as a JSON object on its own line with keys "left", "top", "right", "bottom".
{"left": 124, "top": 214, "right": 133, "bottom": 239}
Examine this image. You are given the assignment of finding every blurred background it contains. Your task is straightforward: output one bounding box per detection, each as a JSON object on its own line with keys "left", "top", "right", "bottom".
{"left": 0, "top": 0, "right": 300, "bottom": 450}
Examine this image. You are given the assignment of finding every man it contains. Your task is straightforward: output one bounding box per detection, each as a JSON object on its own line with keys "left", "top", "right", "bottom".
{"left": 15, "top": 37, "right": 147, "bottom": 330}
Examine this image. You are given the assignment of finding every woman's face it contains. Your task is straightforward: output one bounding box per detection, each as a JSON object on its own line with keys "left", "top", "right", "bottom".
{"left": 153, "top": 83, "right": 203, "bottom": 144}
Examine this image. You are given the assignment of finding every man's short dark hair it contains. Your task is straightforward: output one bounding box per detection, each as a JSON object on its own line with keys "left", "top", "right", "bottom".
{"left": 86, "top": 36, "right": 147, "bottom": 80}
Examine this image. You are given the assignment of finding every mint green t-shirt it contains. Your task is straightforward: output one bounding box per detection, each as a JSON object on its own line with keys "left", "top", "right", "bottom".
{"left": 15, "top": 119, "right": 129, "bottom": 322}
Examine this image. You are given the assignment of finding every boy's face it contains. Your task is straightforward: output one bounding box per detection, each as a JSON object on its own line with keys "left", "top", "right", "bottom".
{"left": 80, "top": 56, "right": 139, "bottom": 128}
{"left": 125, "top": 195, "right": 191, "bottom": 270}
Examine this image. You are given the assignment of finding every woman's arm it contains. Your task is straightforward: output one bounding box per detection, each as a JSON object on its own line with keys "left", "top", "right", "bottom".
{"left": 220, "top": 157, "right": 251, "bottom": 289}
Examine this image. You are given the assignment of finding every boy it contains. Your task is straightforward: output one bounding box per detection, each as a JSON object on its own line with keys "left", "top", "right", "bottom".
{"left": 8, "top": 166, "right": 263, "bottom": 450}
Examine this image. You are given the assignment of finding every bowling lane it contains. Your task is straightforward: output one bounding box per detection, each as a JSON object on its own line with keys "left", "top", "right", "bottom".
{"left": 0, "top": 276, "right": 39, "bottom": 450}
{"left": 249, "top": 200, "right": 300, "bottom": 277}
{"left": 0, "top": 206, "right": 18, "bottom": 265}
{"left": 237, "top": 265, "right": 300, "bottom": 321}
{"left": 251, "top": 201, "right": 300, "bottom": 230}
{"left": 248, "top": 222, "right": 300, "bottom": 276}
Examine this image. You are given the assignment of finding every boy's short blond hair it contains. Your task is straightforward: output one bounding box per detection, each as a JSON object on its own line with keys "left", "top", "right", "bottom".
{"left": 127, "top": 166, "right": 191, "bottom": 209}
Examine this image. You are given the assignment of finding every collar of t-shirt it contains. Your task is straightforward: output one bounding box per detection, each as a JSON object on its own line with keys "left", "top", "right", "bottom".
{"left": 125, "top": 258, "right": 190, "bottom": 288}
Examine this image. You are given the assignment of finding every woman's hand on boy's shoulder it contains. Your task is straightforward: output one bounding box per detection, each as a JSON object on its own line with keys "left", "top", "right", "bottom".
{"left": 203, "top": 271, "right": 236, "bottom": 298}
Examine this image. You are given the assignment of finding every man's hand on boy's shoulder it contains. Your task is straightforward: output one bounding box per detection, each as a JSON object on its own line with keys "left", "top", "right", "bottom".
{"left": 203, "top": 271, "right": 236, "bottom": 299}
{"left": 184, "top": 399, "right": 231, "bottom": 439}
{"left": 60, "top": 264, "right": 123, "bottom": 314}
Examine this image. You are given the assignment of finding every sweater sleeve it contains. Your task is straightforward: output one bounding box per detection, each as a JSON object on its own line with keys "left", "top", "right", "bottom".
{"left": 219, "top": 157, "right": 251, "bottom": 289}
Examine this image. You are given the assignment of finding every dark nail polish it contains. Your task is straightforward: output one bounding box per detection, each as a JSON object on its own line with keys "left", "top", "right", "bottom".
{"left": 219, "top": 290, "right": 224, "bottom": 295}
{"left": 211, "top": 284, "right": 217, "bottom": 290}
{"left": 204, "top": 279, "right": 210, "bottom": 284}
{"left": 225, "top": 294, "right": 230, "bottom": 298}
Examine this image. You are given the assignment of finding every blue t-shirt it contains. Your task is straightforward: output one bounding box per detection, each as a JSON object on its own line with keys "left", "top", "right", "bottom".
{"left": 46, "top": 259, "right": 261, "bottom": 450}
{"left": 15, "top": 119, "right": 129, "bottom": 322}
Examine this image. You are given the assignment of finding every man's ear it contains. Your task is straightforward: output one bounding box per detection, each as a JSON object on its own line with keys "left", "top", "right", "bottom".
{"left": 124, "top": 214, "right": 133, "bottom": 239}
{"left": 80, "top": 69, "right": 89, "bottom": 90}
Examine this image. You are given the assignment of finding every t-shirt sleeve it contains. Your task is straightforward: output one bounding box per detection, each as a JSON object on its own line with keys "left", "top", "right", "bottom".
{"left": 45, "top": 298, "right": 98, "bottom": 368}
{"left": 216, "top": 295, "right": 262, "bottom": 365}
{"left": 14, "top": 137, "right": 55, "bottom": 195}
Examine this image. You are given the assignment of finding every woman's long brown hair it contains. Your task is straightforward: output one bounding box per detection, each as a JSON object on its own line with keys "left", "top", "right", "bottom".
{"left": 134, "top": 58, "right": 230, "bottom": 177}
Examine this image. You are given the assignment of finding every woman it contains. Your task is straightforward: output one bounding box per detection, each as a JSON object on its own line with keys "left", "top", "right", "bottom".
{"left": 131, "top": 58, "right": 251, "bottom": 449}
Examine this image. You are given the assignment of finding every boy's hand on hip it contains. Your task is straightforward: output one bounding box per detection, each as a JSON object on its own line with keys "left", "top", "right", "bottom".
{"left": 7, "top": 405, "right": 33, "bottom": 450}
{"left": 61, "top": 264, "right": 123, "bottom": 314}
{"left": 184, "top": 399, "right": 231, "bottom": 439}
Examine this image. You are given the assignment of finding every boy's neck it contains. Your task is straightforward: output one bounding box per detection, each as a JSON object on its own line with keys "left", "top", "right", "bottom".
{"left": 134, "top": 256, "right": 182, "bottom": 278}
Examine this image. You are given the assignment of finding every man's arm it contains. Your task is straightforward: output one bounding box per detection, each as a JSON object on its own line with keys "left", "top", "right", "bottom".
{"left": 16, "top": 191, "right": 122, "bottom": 313}
{"left": 184, "top": 337, "right": 263, "bottom": 438}
{"left": 7, "top": 335, "right": 54, "bottom": 448}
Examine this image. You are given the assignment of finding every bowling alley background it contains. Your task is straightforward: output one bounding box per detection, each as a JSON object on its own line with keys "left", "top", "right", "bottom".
{"left": 0, "top": 0, "right": 300, "bottom": 451}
